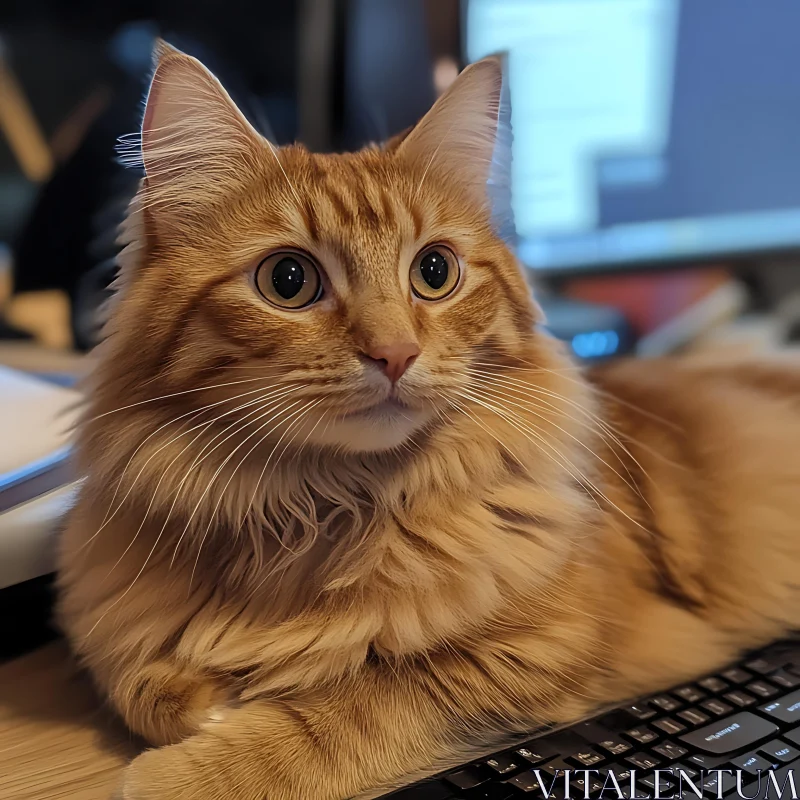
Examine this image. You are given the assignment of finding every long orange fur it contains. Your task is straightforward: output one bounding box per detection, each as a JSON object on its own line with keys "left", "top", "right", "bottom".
{"left": 57, "top": 42, "right": 800, "bottom": 799}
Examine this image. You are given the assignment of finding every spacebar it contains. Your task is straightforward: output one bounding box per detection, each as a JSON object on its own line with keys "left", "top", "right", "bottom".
{"left": 679, "top": 711, "right": 779, "bottom": 754}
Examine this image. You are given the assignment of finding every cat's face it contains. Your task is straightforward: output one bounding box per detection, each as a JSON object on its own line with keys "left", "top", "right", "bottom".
{"left": 114, "top": 44, "right": 539, "bottom": 454}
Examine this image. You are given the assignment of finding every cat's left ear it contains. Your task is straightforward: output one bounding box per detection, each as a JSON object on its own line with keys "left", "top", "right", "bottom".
{"left": 397, "top": 55, "right": 514, "bottom": 242}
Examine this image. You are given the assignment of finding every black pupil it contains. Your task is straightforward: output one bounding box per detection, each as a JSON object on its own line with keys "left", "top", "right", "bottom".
{"left": 272, "top": 257, "right": 305, "bottom": 299}
{"left": 419, "top": 251, "right": 448, "bottom": 290}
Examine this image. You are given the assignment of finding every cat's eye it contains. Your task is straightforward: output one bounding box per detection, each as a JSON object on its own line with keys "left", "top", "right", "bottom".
{"left": 410, "top": 246, "right": 460, "bottom": 301}
{"left": 255, "top": 251, "right": 323, "bottom": 309}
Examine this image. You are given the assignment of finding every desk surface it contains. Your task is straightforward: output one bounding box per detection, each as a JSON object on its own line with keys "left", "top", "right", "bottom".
{"left": 0, "top": 340, "right": 125, "bottom": 799}
{"left": 0, "top": 642, "right": 139, "bottom": 800}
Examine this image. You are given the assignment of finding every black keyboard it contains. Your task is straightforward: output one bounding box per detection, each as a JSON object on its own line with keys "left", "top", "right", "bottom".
{"left": 385, "top": 641, "right": 800, "bottom": 799}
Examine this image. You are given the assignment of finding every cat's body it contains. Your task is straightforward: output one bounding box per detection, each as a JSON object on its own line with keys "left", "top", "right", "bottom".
{"left": 56, "top": 44, "right": 800, "bottom": 799}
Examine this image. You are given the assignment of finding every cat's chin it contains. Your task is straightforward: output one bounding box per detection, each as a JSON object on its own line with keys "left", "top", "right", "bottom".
{"left": 309, "top": 404, "right": 433, "bottom": 453}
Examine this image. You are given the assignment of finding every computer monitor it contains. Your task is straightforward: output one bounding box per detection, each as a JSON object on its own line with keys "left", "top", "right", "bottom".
{"left": 465, "top": 0, "right": 800, "bottom": 275}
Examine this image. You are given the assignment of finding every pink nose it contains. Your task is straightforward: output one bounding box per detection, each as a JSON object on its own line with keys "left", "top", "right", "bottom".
{"left": 363, "top": 342, "right": 420, "bottom": 383}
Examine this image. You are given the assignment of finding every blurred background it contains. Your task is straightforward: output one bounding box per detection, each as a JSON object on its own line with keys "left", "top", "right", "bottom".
{"left": 2, "top": 0, "right": 800, "bottom": 381}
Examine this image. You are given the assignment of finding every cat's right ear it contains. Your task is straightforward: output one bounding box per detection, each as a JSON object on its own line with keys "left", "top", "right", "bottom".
{"left": 128, "top": 40, "right": 263, "bottom": 224}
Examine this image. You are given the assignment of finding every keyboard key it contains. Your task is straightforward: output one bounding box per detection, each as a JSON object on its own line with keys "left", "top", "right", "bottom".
{"left": 573, "top": 721, "right": 634, "bottom": 760}
{"left": 747, "top": 680, "right": 779, "bottom": 699}
{"left": 759, "top": 689, "right": 800, "bottom": 724}
{"left": 701, "top": 698, "right": 733, "bottom": 716}
{"left": 595, "top": 736, "right": 632, "bottom": 757}
{"left": 625, "top": 752, "right": 660, "bottom": 770}
{"left": 653, "top": 717, "right": 686, "bottom": 735}
{"left": 679, "top": 711, "right": 779, "bottom": 754}
{"left": 686, "top": 753, "right": 729, "bottom": 769}
{"left": 650, "top": 695, "right": 682, "bottom": 713}
{"left": 540, "top": 759, "right": 571, "bottom": 778}
{"left": 744, "top": 658, "right": 774, "bottom": 674}
{"left": 569, "top": 774, "right": 605, "bottom": 797}
{"left": 599, "top": 765, "right": 633, "bottom": 784}
{"left": 673, "top": 685, "right": 706, "bottom": 703}
{"left": 638, "top": 773, "right": 676, "bottom": 793}
{"left": 652, "top": 741, "right": 688, "bottom": 761}
{"left": 444, "top": 767, "right": 491, "bottom": 790}
{"left": 506, "top": 771, "right": 548, "bottom": 794}
{"left": 672, "top": 763, "right": 700, "bottom": 780}
{"left": 732, "top": 752, "right": 777, "bottom": 774}
{"left": 388, "top": 780, "right": 457, "bottom": 799}
{"left": 724, "top": 690, "right": 757, "bottom": 707}
{"left": 514, "top": 743, "right": 557, "bottom": 765}
{"left": 677, "top": 708, "right": 710, "bottom": 727}
{"left": 698, "top": 676, "right": 729, "bottom": 693}
{"left": 771, "top": 671, "right": 800, "bottom": 690}
{"left": 760, "top": 739, "right": 800, "bottom": 763}
{"left": 624, "top": 727, "right": 659, "bottom": 745}
{"left": 744, "top": 757, "right": 800, "bottom": 800}
{"left": 463, "top": 785, "right": 522, "bottom": 800}
{"left": 785, "top": 727, "right": 800, "bottom": 747}
{"left": 722, "top": 667, "right": 753, "bottom": 684}
{"left": 623, "top": 704, "right": 657, "bottom": 721}
{"left": 567, "top": 748, "right": 605, "bottom": 768}
{"left": 485, "top": 755, "right": 521, "bottom": 775}
{"left": 701, "top": 770, "right": 737, "bottom": 797}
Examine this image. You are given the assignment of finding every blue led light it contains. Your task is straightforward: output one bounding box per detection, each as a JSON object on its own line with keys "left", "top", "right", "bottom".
{"left": 571, "top": 330, "right": 620, "bottom": 359}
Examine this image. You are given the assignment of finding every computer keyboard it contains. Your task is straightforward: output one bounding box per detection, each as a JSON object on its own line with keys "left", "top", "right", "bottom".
{"left": 386, "top": 641, "right": 800, "bottom": 799}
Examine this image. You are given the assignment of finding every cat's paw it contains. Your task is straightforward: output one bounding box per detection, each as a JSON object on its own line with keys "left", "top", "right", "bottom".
{"left": 200, "top": 699, "right": 239, "bottom": 730}
{"left": 122, "top": 667, "right": 238, "bottom": 746}
{"left": 118, "top": 746, "right": 200, "bottom": 800}
{"left": 118, "top": 737, "right": 280, "bottom": 800}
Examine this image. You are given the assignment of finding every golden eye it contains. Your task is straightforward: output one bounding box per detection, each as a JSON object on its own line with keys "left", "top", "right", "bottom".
{"left": 255, "top": 252, "right": 322, "bottom": 309}
{"left": 410, "top": 246, "right": 460, "bottom": 301}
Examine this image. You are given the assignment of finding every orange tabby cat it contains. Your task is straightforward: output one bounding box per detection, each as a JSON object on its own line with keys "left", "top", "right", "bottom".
{"left": 56, "top": 42, "right": 800, "bottom": 800}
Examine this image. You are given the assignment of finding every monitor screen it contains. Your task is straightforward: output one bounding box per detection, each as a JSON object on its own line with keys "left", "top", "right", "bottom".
{"left": 466, "top": 0, "right": 800, "bottom": 272}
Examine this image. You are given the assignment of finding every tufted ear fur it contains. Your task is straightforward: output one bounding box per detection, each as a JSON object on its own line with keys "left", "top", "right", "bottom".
{"left": 397, "top": 56, "right": 515, "bottom": 242}
{"left": 123, "top": 40, "right": 266, "bottom": 226}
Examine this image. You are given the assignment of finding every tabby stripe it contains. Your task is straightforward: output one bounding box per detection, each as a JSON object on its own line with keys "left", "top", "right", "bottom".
{"left": 621, "top": 443, "right": 700, "bottom": 611}
{"left": 324, "top": 184, "right": 355, "bottom": 225}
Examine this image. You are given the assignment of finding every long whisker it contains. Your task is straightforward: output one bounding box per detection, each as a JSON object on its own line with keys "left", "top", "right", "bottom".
{"left": 197, "top": 398, "right": 326, "bottom": 595}
{"left": 454, "top": 387, "right": 600, "bottom": 504}
{"left": 468, "top": 370, "right": 648, "bottom": 499}
{"left": 86, "top": 375, "right": 285, "bottom": 420}
{"left": 97, "top": 380, "right": 284, "bottom": 528}
{"left": 468, "top": 365, "right": 634, "bottom": 446}
{"left": 434, "top": 390, "right": 521, "bottom": 469}
{"left": 457, "top": 387, "right": 647, "bottom": 531}
{"left": 185, "top": 397, "right": 321, "bottom": 586}
{"left": 159, "top": 391, "right": 305, "bottom": 567}
{"left": 95, "top": 386, "right": 298, "bottom": 583}
{"left": 239, "top": 397, "right": 326, "bottom": 540}
{"left": 470, "top": 359, "right": 679, "bottom": 430}
{"left": 465, "top": 377, "right": 649, "bottom": 504}
{"left": 84, "top": 383, "right": 299, "bottom": 551}
{"left": 196, "top": 397, "right": 324, "bottom": 558}
{"left": 84, "top": 389, "right": 302, "bottom": 640}
{"left": 467, "top": 364, "right": 679, "bottom": 477}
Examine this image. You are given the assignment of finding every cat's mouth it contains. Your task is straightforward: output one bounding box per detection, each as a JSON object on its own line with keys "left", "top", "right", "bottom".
{"left": 343, "top": 397, "right": 412, "bottom": 420}
{"left": 310, "top": 393, "right": 433, "bottom": 451}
